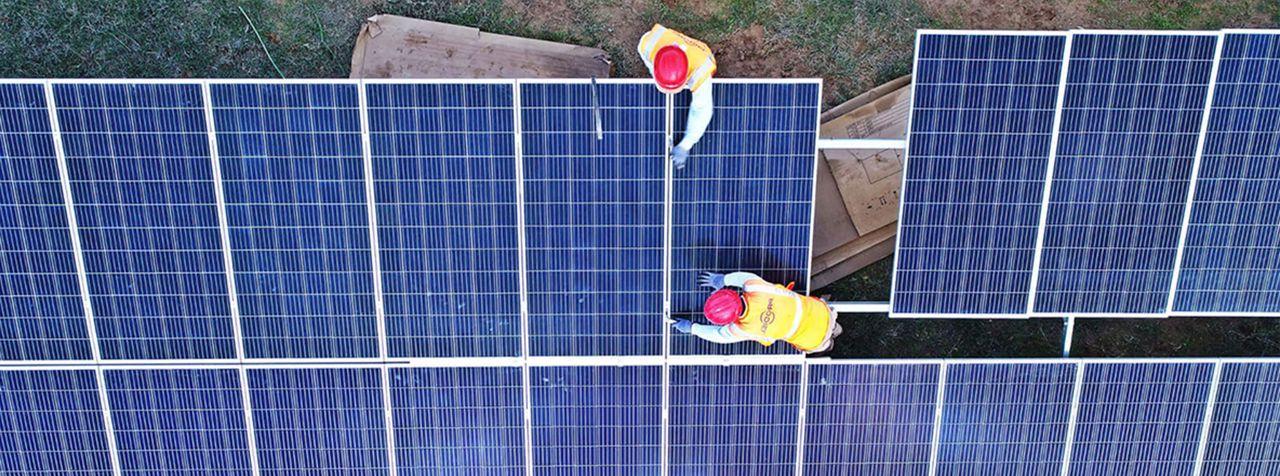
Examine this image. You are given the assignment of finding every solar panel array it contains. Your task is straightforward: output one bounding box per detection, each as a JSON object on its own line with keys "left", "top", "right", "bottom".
{"left": 894, "top": 29, "right": 1280, "bottom": 318}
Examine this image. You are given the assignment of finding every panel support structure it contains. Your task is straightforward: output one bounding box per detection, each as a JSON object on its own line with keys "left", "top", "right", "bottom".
{"left": 794, "top": 360, "right": 811, "bottom": 475}
{"left": 356, "top": 84, "right": 389, "bottom": 361}
{"left": 1027, "top": 33, "right": 1075, "bottom": 315}
{"left": 237, "top": 366, "right": 261, "bottom": 475}
{"left": 660, "top": 87, "right": 674, "bottom": 476}
{"left": 94, "top": 368, "right": 122, "bottom": 476}
{"left": 926, "top": 362, "right": 947, "bottom": 476}
{"left": 511, "top": 81, "right": 535, "bottom": 476}
{"left": 1059, "top": 362, "right": 1086, "bottom": 476}
{"left": 1191, "top": 361, "right": 1223, "bottom": 476}
{"left": 200, "top": 82, "right": 247, "bottom": 362}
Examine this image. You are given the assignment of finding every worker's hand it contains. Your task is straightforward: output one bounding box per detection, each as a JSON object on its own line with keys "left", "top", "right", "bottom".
{"left": 671, "top": 145, "right": 690, "bottom": 170}
{"left": 671, "top": 318, "right": 693, "bottom": 334}
{"left": 699, "top": 271, "right": 726, "bottom": 290}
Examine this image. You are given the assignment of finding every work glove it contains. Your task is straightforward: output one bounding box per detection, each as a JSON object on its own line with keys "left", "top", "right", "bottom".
{"left": 672, "top": 145, "right": 690, "bottom": 170}
{"left": 699, "top": 271, "right": 726, "bottom": 290}
{"left": 671, "top": 318, "right": 693, "bottom": 334}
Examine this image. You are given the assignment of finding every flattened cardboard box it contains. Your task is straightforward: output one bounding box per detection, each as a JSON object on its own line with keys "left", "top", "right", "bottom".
{"left": 821, "top": 85, "right": 909, "bottom": 236}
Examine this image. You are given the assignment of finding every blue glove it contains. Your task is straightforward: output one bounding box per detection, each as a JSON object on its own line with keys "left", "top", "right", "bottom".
{"left": 672, "top": 145, "right": 690, "bottom": 170}
{"left": 672, "top": 318, "right": 693, "bottom": 334}
{"left": 699, "top": 271, "right": 726, "bottom": 290}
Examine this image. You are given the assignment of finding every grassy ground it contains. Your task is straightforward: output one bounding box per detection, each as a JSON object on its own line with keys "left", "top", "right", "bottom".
{"left": 3, "top": 0, "right": 1279, "bottom": 357}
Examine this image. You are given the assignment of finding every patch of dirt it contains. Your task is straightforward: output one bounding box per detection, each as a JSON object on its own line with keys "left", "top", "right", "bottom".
{"left": 710, "top": 24, "right": 816, "bottom": 78}
{"left": 917, "top": 0, "right": 1092, "bottom": 30}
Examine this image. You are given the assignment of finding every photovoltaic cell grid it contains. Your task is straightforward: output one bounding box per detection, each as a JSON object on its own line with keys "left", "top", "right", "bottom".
{"left": 937, "top": 363, "right": 1075, "bottom": 475}
{"left": 1035, "top": 33, "right": 1218, "bottom": 315}
{"left": 247, "top": 367, "right": 388, "bottom": 475}
{"left": 1069, "top": 362, "right": 1213, "bottom": 476}
{"left": 894, "top": 33, "right": 1066, "bottom": 316}
{"left": 0, "top": 84, "right": 90, "bottom": 362}
{"left": 803, "top": 364, "right": 938, "bottom": 475}
{"left": 367, "top": 83, "right": 522, "bottom": 358}
{"left": 669, "top": 364, "right": 801, "bottom": 473}
{"left": 1202, "top": 362, "right": 1280, "bottom": 475}
{"left": 528, "top": 365, "right": 661, "bottom": 474}
{"left": 0, "top": 369, "right": 112, "bottom": 475}
{"left": 210, "top": 84, "right": 378, "bottom": 359}
{"left": 671, "top": 82, "right": 819, "bottom": 355}
{"left": 520, "top": 83, "right": 665, "bottom": 357}
{"left": 1175, "top": 32, "right": 1280, "bottom": 314}
{"left": 103, "top": 368, "right": 252, "bottom": 475}
{"left": 54, "top": 83, "right": 236, "bottom": 361}
{"left": 389, "top": 367, "right": 524, "bottom": 474}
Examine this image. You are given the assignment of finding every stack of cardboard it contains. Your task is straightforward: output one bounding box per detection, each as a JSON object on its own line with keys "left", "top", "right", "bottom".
{"left": 811, "top": 76, "right": 910, "bottom": 289}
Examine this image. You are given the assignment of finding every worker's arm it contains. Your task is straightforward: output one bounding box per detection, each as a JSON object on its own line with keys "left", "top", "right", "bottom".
{"left": 673, "top": 319, "right": 753, "bottom": 344}
{"left": 671, "top": 84, "right": 714, "bottom": 168}
{"left": 700, "top": 271, "right": 763, "bottom": 290}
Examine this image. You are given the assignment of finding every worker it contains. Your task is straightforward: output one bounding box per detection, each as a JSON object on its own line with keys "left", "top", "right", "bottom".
{"left": 671, "top": 272, "right": 843, "bottom": 353}
{"left": 637, "top": 24, "right": 716, "bottom": 170}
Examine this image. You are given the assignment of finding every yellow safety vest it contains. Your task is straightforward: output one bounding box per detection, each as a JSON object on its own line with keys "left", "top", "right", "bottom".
{"left": 729, "top": 278, "right": 832, "bottom": 351}
{"left": 637, "top": 24, "right": 717, "bottom": 92}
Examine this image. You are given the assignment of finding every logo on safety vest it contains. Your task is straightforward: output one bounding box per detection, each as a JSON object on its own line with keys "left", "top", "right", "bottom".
{"left": 759, "top": 299, "right": 775, "bottom": 334}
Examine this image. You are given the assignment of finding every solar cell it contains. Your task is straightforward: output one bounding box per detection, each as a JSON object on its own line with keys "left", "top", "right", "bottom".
{"left": 669, "top": 364, "right": 801, "bottom": 473}
{"left": 1068, "top": 362, "right": 1214, "bottom": 476}
{"left": 247, "top": 367, "right": 388, "bottom": 475}
{"left": 670, "top": 81, "right": 819, "bottom": 355}
{"left": 936, "top": 363, "right": 1076, "bottom": 474}
{"left": 893, "top": 33, "right": 1067, "bottom": 317}
{"left": 1034, "top": 33, "right": 1219, "bottom": 315}
{"left": 1201, "top": 362, "right": 1280, "bottom": 475}
{"left": 388, "top": 366, "right": 524, "bottom": 474}
{"left": 210, "top": 83, "right": 378, "bottom": 359}
{"left": 1174, "top": 32, "right": 1280, "bottom": 314}
{"left": 103, "top": 368, "right": 253, "bottom": 475}
{"left": 366, "top": 82, "right": 522, "bottom": 358}
{"left": 803, "top": 363, "right": 938, "bottom": 475}
{"left": 519, "top": 82, "right": 665, "bottom": 356}
{"left": 53, "top": 83, "right": 235, "bottom": 360}
{"left": 0, "top": 83, "right": 91, "bottom": 361}
{"left": 0, "top": 369, "right": 113, "bottom": 475}
{"left": 529, "top": 365, "right": 661, "bottom": 474}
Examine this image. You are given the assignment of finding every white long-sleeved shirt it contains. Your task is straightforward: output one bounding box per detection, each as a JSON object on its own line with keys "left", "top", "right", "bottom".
{"left": 688, "top": 272, "right": 761, "bottom": 344}
{"left": 676, "top": 84, "right": 714, "bottom": 151}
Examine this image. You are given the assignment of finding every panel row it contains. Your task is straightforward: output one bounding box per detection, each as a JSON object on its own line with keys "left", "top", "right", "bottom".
{"left": 0, "top": 80, "right": 819, "bottom": 361}
{"left": 2, "top": 361, "right": 1277, "bottom": 475}
{"left": 894, "top": 31, "right": 1280, "bottom": 317}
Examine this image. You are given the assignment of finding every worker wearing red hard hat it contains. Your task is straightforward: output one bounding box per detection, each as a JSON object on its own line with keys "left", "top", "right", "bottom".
{"left": 637, "top": 24, "right": 716, "bottom": 169}
{"left": 671, "top": 272, "right": 842, "bottom": 353}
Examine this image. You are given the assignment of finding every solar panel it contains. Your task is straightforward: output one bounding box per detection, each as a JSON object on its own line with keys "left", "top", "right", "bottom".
{"left": 246, "top": 367, "right": 388, "bottom": 474}
{"left": 366, "top": 82, "right": 522, "bottom": 357}
{"left": 388, "top": 366, "right": 524, "bottom": 474}
{"left": 210, "top": 83, "right": 378, "bottom": 359}
{"left": 671, "top": 81, "right": 819, "bottom": 355}
{"left": 803, "top": 363, "right": 939, "bottom": 475}
{"left": 519, "top": 82, "right": 665, "bottom": 356}
{"left": 1034, "top": 33, "right": 1219, "bottom": 316}
{"left": 1201, "top": 362, "right": 1280, "bottom": 475}
{"left": 669, "top": 364, "right": 801, "bottom": 473}
{"left": 1174, "top": 32, "right": 1280, "bottom": 315}
{"left": 528, "top": 365, "right": 661, "bottom": 473}
{"left": 0, "top": 369, "right": 113, "bottom": 474}
{"left": 103, "top": 368, "right": 252, "bottom": 474}
{"left": 53, "top": 83, "right": 236, "bottom": 360}
{"left": 0, "top": 83, "right": 91, "bottom": 361}
{"left": 893, "top": 33, "right": 1067, "bottom": 317}
{"left": 1068, "top": 362, "right": 1214, "bottom": 475}
{"left": 937, "top": 363, "right": 1076, "bottom": 474}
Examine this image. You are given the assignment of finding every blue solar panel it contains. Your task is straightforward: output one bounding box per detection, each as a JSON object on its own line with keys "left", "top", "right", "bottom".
{"left": 529, "top": 365, "right": 660, "bottom": 474}
{"left": 1201, "top": 362, "right": 1280, "bottom": 475}
{"left": 0, "top": 369, "right": 112, "bottom": 475}
{"left": 1175, "top": 33, "right": 1280, "bottom": 314}
{"left": 53, "top": 83, "right": 235, "bottom": 360}
{"left": 210, "top": 83, "right": 377, "bottom": 359}
{"left": 247, "top": 367, "right": 388, "bottom": 475}
{"left": 388, "top": 366, "right": 524, "bottom": 474}
{"left": 937, "top": 363, "right": 1075, "bottom": 474}
{"left": 1035, "top": 33, "right": 1219, "bottom": 315}
{"left": 103, "top": 368, "right": 252, "bottom": 475}
{"left": 669, "top": 364, "right": 801, "bottom": 473}
{"left": 1069, "top": 362, "right": 1213, "bottom": 476}
{"left": 367, "top": 83, "right": 521, "bottom": 358}
{"left": 519, "top": 82, "right": 664, "bottom": 356}
{"left": 0, "top": 83, "right": 91, "bottom": 361}
{"left": 803, "top": 363, "right": 938, "bottom": 475}
{"left": 894, "top": 33, "right": 1067, "bottom": 317}
{"left": 671, "top": 81, "right": 819, "bottom": 355}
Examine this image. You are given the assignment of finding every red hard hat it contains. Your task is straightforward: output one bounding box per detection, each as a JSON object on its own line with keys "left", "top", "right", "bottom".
{"left": 653, "top": 45, "right": 688, "bottom": 93}
{"left": 704, "top": 288, "right": 744, "bottom": 325}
